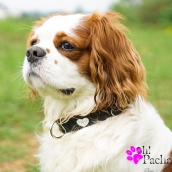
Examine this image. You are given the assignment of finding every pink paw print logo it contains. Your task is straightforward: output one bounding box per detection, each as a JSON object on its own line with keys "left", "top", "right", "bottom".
{"left": 126, "top": 146, "right": 143, "bottom": 164}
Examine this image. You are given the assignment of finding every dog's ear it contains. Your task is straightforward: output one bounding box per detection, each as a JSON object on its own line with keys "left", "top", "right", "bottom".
{"left": 87, "top": 12, "right": 149, "bottom": 110}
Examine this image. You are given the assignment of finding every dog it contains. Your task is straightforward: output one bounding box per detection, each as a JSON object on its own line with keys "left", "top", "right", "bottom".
{"left": 22, "top": 12, "right": 172, "bottom": 172}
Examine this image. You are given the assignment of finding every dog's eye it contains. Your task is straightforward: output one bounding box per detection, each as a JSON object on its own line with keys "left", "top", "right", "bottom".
{"left": 60, "top": 42, "right": 75, "bottom": 51}
{"left": 31, "top": 40, "right": 37, "bottom": 46}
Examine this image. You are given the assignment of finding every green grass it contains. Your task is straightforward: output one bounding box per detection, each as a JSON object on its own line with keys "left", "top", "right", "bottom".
{"left": 126, "top": 24, "right": 172, "bottom": 128}
{"left": 0, "top": 18, "right": 172, "bottom": 171}
{"left": 0, "top": 18, "right": 42, "bottom": 172}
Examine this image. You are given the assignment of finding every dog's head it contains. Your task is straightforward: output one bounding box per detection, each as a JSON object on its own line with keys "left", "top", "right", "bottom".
{"left": 23, "top": 12, "right": 148, "bottom": 110}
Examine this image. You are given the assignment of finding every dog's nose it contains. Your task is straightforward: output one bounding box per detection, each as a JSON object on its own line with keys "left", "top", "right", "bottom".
{"left": 26, "top": 46, "right": 46, "bottom": 63}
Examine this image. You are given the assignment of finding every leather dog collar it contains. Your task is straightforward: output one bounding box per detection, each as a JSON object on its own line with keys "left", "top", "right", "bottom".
{"left": 50, "top": 106, "right": 122, "bottom": 139}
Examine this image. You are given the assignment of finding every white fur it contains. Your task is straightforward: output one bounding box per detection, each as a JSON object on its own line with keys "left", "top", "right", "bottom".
{"left": 36, "top": 97, "right": 172, "bottom": 172}
{"left": 22, "top": 14, "right": 93, "bottom": 100}
{"left": 22, "top": 14, "right": 172, "bottom": 172}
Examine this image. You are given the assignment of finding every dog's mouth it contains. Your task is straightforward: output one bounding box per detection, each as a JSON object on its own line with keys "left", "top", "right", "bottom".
{"left": 28, "top": 71, "right": 75, "bottom": 96}
{"left": 60, "top": 88, "right": 75, "bottom": 95}
{"left": 27, "top": 71, "right": 75, "bottom": 96}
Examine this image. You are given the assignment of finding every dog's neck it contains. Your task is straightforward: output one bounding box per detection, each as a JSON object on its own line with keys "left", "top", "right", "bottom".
{"left": 43, "top": 95, "right": 96, "bottom": 131}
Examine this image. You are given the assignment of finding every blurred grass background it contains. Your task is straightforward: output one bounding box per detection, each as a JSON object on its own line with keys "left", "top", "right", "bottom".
{"left": 0, "top": 18, "right": 42, "bottom": 172}
{"left": 0, "top": 0, "right": 172, "bottom": 171}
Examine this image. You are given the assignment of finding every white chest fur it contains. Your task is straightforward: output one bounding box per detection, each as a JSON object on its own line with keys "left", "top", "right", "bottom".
{"left": 38, "top": 98, "right": 172, "bottom": 172}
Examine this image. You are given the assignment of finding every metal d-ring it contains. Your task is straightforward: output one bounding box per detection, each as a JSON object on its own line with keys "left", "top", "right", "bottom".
{"left": 50, "top": 120, "right": 65, "bottom": 139}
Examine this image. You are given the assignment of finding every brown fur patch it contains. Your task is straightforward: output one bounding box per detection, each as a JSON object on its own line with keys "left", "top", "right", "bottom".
{"left": 53, "top": 31, "right": 90, "bottom": 77}
{"left": 27, "top": 32, "right": 40, "bottom": 48}
{"left": 73, "top": 12, "right": 149, "bottom": 110}
{"left": 46, "top": 48, "right": 50, "bottom": 53}
{"left": 29, "top": 88, "right": 39, "bottom": 99}
{"left": 162, "top": 150, "right": 172, "bottom": 172}
{"left": 27, "top": 31, "right": 34, "bottom": 48}
{"left": 54, "top": 60, "right": 58, "bottom": 64}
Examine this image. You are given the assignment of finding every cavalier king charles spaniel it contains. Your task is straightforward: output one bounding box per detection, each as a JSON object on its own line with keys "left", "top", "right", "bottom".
{"left": 22, "top": 12, "right": 172, "bottom": 172}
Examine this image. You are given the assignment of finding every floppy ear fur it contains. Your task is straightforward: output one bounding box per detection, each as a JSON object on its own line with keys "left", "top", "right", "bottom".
{"left": 87, "top": 12, "right": 149, "bottom": 110}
